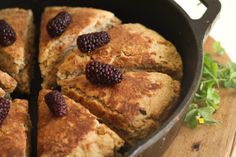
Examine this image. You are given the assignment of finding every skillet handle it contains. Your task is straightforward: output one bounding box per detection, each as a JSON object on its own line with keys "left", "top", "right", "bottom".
{"left": 188, "top": 0, "right": 221, "bottom": 41}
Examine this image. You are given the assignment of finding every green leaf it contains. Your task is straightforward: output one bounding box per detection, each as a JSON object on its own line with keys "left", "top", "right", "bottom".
{"left": 230, "top": 62, "right": 236, "bottom": 70}
{"left": 213, "top": 41, "right": 225, "bottom": 55}
{"left": 211, "top": 62, "right": 219, "bottom": 78}
{"left": 224, "top": 81, "right": 234, "bottom": 88}
{"left": 198, "top": 106, "right": 218, "bottom": 124}
{"left": 203, "top": 54, "right": 212, "bottom": 69}
{"left": 184, "top": 109, "right": 199, "bottom": 128}
{"left": 224, "top": 80, "right": 236, "bottom": 88}
{"left": 206, "top": 88, "right": 220, "bottom": 106}
{"left": 230, "top": 72, "right": 236, "bottom": 80}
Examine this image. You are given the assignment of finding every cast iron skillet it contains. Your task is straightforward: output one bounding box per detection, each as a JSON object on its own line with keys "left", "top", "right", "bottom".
{"left": 0, "top": 0, "right": 221, "bottom": 156}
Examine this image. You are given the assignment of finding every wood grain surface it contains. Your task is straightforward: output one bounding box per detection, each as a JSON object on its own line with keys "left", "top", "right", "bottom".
{"left": 163, "top": 37, "right": 236, "bottom": 157}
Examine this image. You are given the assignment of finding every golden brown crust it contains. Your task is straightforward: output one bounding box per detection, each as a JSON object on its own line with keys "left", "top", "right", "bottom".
{"left": 93, "top": 23, "right": 183, "bottom": 80}
{"left": 59, "top": 72, "right": 180, "bottom": 145}
{"left": 57, "top": 51, "right": 90, "bottom": 80}
{"left": 0, "top": 8, "right": 26, "bottom": 73}
{"left": 0, "top": 88, "right": 6, "bottom": 97}
{"left": 40, "top": 7, "right": 183, "bottom": 148}
{"left": 57, "top": 23, "right": 183, "bottom": 81}
{"left": 0, "top": 8, "right": 35, "bottom": 93}
{"left": 39, "top": 7, "right": 121, "bottom": 88}
{"left": 38, "top": 89, "right": 124, "bottom": 157}
{"left": 0, "top": 99, "right": 31, "bottom": 157}
{"left": 0, "top": 70, "right": 17, "bottom": 93}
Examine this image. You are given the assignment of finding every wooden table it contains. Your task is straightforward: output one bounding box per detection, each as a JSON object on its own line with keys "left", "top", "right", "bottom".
{"left": 163, "top": 37, "right": 236, "bottom": 157}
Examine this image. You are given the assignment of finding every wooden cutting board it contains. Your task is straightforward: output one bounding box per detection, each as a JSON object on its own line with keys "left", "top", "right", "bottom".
{"left": 163, "top": 37, "right": 236, "bottom": 157}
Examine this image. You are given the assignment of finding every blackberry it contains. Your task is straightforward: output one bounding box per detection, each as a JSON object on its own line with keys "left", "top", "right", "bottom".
{"left": 0, "top": 97, "right": 10, "bottom": 126}
{"left": 0, "top": 20, "right": 16, "bottom": 47}
{"left": 47, "top": 11, "right": 72, "bottom": 38}
{"left": 86, "top": 60, "right": 123, "bottom": 85}
{"left": 77, "top": 31, "right": 110, "bottom": 53}
{"left": 45, "top": 90, "right": 67, "bottom": 117}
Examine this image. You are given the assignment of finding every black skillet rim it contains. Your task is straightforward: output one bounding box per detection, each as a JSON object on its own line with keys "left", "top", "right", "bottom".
{"left": 0, "top": 0, "right": 221, "bottom": 156}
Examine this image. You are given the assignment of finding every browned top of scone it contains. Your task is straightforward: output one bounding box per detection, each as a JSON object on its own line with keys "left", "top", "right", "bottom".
{"left": 40, "top": 7, "right": 120, "bottom": 52}
{"left": 0, "top": 88, "right": 6, "bottom": 97}
{"left": 0, "top": 70, "right": 17, "bottom": 93}
{"left": 0, "top": 99, "right": 30, "bottom": 157}
{"left": 0, "top": 8, "right": 33, "bottom": 74}
{"left": 39, "top": 7, "right": 121, "bottom": 88}
{"left": 38, "top": 89, "right": 124, "bottom": 156}
{"left": 60, "top": 71, "right": 180, "bottom": 121}
{"left": 59, "top": 72, "right": 180, "bottom": 144}
{"left": 91, "top": 23, "right": 182, "bottom": 76}
{"left": 38, "top": 89, "right": 99, "bottom": 156}
{"left": 57, "top": 23, "right": 183, "bottom": 81}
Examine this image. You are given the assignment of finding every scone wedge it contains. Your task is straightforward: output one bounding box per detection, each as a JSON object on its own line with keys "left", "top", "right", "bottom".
{"left": 0, "top": 99, "right": 31, "bottom": 157}
{"left": 39, "top": 7, "right": 121, "bottom": 88}
{"left": 0, "top": 8, "right": 35, "bottom": 93}
{"left": 38, "top": 89, "right": 124, "bottom": 157}
{"left": 0, "top": 70, "right": 17, "bottom": 97}
{"left": 59, "top": 72, "right": 180, "bottom": 145}
{"left": 57, "top": 23, "right": 183, "bottom": 82}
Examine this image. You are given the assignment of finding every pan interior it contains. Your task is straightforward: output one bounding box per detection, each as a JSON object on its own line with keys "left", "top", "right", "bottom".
{"left": 0, "top": 0, "right": 200, "bottom": 156}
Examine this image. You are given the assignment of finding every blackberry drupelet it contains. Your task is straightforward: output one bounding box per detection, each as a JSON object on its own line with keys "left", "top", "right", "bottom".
{"left": 0, "top": 97, "right": 10, "bottom": 126}
{"left": 47, "top": 11, "right": 72, "bottom": 38}
{"left": 86, "top": 60, "right": 123, "bottom": 86}
{"left": 0, "top": 19, "right": 16, "bottom": 47}
{"left": 45, "top": 90, "right": 67, "bottom": 117}
{"left": 77, "top": 31, "right": 110, "bottom": 53}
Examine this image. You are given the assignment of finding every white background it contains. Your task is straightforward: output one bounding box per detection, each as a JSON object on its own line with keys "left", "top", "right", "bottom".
{"left": 175, "top": 0, "right": 236, "bottom": 62}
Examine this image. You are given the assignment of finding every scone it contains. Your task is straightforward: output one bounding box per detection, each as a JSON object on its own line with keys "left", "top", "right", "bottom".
{"left": 0, "top": 99, "right": 31, "bottom": 157}
{"left": 0, "top": 70, "right": 17, "bottom": 97}
{"left": 38, "top": 89, "right": 124, "bottom": 157}
{"left": 0, "top": 8, "right": 35, "bottom": 93}
{"left": 57, "top": 23, "right": 183, "bottom": 82}
{"left": 39, "top": 7, "right": 121, "bottom": 88}
{"left": 58, "top": 72, "right": 180, "bottom": 145}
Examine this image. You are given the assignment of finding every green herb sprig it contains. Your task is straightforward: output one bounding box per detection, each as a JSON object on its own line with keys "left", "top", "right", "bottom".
{"left": 213, "top": 41, "right": 225, "bottom": 55}
{"left": 184, "top": 42, "right": 236, "bottom": 128}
